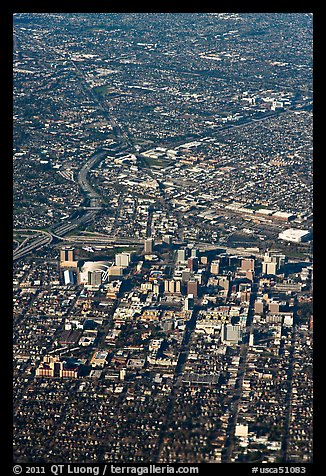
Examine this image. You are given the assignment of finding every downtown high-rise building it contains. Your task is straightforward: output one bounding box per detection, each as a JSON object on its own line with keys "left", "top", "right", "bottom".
{"left": 60, "top": 248, "right": 75, "bottom": 262}
{"left": 115, "top": 252, "right": 131, "bottom": 267}
{"left": 187, "top": 280, "right": 198, "bottom": 298}
{"left": 144, "top": 238, "right": 154, "bottom": 254}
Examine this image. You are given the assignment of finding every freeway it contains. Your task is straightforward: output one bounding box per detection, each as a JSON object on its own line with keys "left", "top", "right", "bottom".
{"left": 77, "top": 150, "right": 107, "bottom": 207}
{"left": 13, "top": 30, "right": 312, "bottom": 263}
{"left": 13, "top": 38, "right": 134, "bottom": 262}
{"left": 13, "top": 150, "right": 108, "bottom": 261}
{"left": 59, "top": 235, "right": 143, "bottom": 245}
{"left": 13, "top": 233, "right": 53, "bottom": 261}
{"left": 13, "top": 30, "right": 134, "bottom": 262}
{"left": 14, "top": 235, "right": 32, "bottom": 253}
{"left": 13, "top": 211, "right": 97, "bottom": 261}
{"left": 14, "top": 229, "right": 53, "bottom": 252}
{"left": 64, "top": 50, "right": 134, "bottom": 150}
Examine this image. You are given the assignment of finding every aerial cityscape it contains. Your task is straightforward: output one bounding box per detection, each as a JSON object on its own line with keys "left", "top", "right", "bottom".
{"left": 13, "top": 12, "right": 313, "bottom": 466}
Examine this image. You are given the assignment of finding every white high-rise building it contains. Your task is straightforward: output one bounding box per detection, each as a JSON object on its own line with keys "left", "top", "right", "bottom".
{"left": 144, "top": 238, "right": 154, "bottom": 254}
{"left": 64, "top": 269, "right": 75, "bottom": 285}
{"left": 249, "top": 333, "right": 254, "bottom": 347}
{"left": 210, "top": 260, "right": 220, "bottom": 275}
{"left": 262, "top": 261, "right": 277, "bottom": 275}
{"left": 115, "top": 253, "right": 131, "bottom": 268}
{"left": 185, "top": 295, "right": 194, "bottom": 311}
{"left": 177, "top": 248, "right": 187, "bottom": 263}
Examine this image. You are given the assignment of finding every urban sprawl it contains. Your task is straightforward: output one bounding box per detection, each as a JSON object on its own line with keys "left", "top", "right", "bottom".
{"left": 13, "top": 13, "right": 313, "bottom": 464}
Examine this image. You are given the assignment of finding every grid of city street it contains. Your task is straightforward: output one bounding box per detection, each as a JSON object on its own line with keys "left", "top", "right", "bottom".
{"left": 13, "top": 13, "right": 313, "bottom": 465}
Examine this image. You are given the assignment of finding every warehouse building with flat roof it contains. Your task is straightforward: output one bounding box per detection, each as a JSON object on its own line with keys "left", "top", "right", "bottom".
{"left": 278, "top": 228, "right": 311, "bottom": 243}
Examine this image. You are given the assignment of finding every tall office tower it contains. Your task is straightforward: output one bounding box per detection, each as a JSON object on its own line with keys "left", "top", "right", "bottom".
{"left": 201, "top": 256, "right": 208, "bottom": 265}
{"left": 144, "top": 238, "right": 154, "bottom": 254}
{"left": 240, "top": 291, "right": 250, "bottom": 303}
{"left": 187, "top": 257, "right": 198, "bottom": 272}
{"left": 182, "top": 269, "right": 191, "bottom": 283}
{"left": 94, "top": 271, "right": 103, "bottom": 285}
{"left": 153, "top": 283, "right": 161, "bottom": 295}
{"left": 88, "top": 270, "right": 102, "bottom": 286}
{"left": 64, "top": 269, "right": 75, "bottom": 285}
{"left": 263, "top": 251, "right": 272, "bottom": 262}
{"left": 262, "top": 250, "right": 277, "bottom": 275}
{"left": 268, "top": 301, "right": 280, "bottom": 313}
{"left": 228, "top": 256, "right": 239, "bottom": 268}
{"left": 119, "top": 369, "right": 126, "bottom": 381}
{"left": 115, "top": 252, "right": 131, "bottom": 267}
{"left": 239, "top": 283, "right": 251, "bottom": 293}
{"left": 169, "top": 280, "right": 176, "bottom": 293}
{"left": 241, "top": 258, "right": 255, "bottom": 271}
{"left": 163, "top": 235, "right": 172, "bottom": 246}
{"left": 185, "top": 295, "right": 194, "bottom": 311}
{"left": 60, "top": 249, "right": 67, "bottom": 262}
{"left": 60, "top": 248, "right": 77, "bottom": 269}
{"left": 224, "top": 323, "right": 242, "bottom": 343}
{"left": 254, "top": 299, "right": 264, "bottom": 314}
{"left": 274, "top": 254, "right": 286, "bottom": 270}
{"left": 164, "top": 280, "right": 170, "bottom": 293}
{"left": 174, "top": 280, "right": 181, "bottom": 294}
{"left": 177, "top": 248, "right": 187, "bottom": 263}
{"left": 218, "top": 276, "right": 229, "bottom": 292}
{"left": 266, "top": 253, "right": 285, "bottom": 272}
{"left": 60, "top": 248, "right": 75, "bottom": 262}
{"left": 210, "top": 260, "right": 220, "bottom": 275}
{"left": 164, "top": 279, "right": 181, "bottom": 294}
{"left": 262, "top": 251, "right": 285, "bottom": 275}
{"left": 190, "top": 248, "right": 199, "bottom": 258}
{"left": 262, "top": 261, "right": 277, "bottom": 275}
{"left": 187, "top": 280, "right": 198, "bottom": 298}
{"left": 218, "top": 254, "right": 228, "bottom": 267}
{"left": 249, "top": 332, "right": 254, "bottom": 347}
{"left": 169, "top": 279, "right": 181, "bottom": 294}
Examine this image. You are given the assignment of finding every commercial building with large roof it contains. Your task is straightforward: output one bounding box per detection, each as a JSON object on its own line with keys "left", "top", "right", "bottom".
{"left": 278, "top": 228, "right": 311, "bottom": 243}
{"left": 78, "top": 260, "right": 112, "bottom": 284}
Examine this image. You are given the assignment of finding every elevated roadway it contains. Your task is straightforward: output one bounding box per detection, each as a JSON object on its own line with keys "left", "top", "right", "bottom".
{"left": 13, "top": 150, "right": 107, "bottom": 261}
